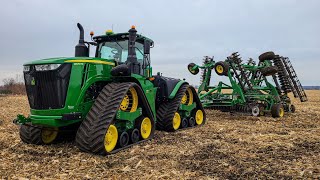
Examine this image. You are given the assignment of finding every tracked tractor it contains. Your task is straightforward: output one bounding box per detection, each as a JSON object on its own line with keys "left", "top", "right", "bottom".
{"left": 188, "top": 51, "right": 307, "bottom": 118}
{"left": 14, "top": 23, "right": 205, "bottom": 155}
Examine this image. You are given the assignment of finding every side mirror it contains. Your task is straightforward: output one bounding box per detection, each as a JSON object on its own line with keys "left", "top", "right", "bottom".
{"left": 144, "top": 40, "right": 151, "bottom": 54}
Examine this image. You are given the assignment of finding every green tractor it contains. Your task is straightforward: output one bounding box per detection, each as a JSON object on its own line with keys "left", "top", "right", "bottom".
{"left": 14, "top": 23, "right": 205, "bottom": 155}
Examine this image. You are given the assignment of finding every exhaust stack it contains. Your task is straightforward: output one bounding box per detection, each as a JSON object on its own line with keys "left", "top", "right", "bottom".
{"left": 75, "top": 23, "right": 89, "bottom": 57}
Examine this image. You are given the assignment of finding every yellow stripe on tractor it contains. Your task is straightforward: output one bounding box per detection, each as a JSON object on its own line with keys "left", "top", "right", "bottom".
{"left": 65, "top": 60, "right": 115, "bottom": 66}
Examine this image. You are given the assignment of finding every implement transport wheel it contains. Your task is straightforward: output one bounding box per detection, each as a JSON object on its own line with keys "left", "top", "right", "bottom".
{"left": 271, "top": 104, "right": 285, "bottom": 118}
{"left": 181, "top": 87, "right": 194, "bottom": 105}
{"left": 119, "top": 131, "right": 129, "bottom": 148}
{"left": 214, "top": 61, "right": 229, "bottom": 76}
{"left": 259, "top": 105, "right": 265, "bottom": 116}
{"left": 195, "top": 109, "right": 204, "bottom": 125}
{"left": 20, "top": 125, "right": 59, "bottom": 145}
{"left": 188, "top": 63, "right": 199, "bottom": 75}
{"left": 104, "top": 124, "right": 118, "bottom": 153}
{"left": 251, "top": 106, "right": 260, "bottom": 117}
{"left": 259, "top": 51, "right": 275, "bottom": 62}
{"left": 260, "top": 66, "right": 278, "bottom": 76}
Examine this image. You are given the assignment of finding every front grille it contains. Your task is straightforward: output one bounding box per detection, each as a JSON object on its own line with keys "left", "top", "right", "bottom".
{"left": 24, "top": 64, "right": 72, "bottom": 109}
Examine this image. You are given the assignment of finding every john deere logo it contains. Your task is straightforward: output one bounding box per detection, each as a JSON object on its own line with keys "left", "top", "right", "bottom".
{"left": 31, "top": 78, "right": 36, "bottom": 85}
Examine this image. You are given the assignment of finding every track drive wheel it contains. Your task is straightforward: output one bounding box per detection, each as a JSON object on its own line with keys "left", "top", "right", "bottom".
{"left": 271, "top": 104, "right": 285, "bottom": 118}
{"left": 214, "top": 61, "right": 229, "bottom": 76}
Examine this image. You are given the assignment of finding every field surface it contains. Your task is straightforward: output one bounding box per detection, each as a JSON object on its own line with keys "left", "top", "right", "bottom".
{"left": 0, "top": 91, "right": 319, "bottom": 179}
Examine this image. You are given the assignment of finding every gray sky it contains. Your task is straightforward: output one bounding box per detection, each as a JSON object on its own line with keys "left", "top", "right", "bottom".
{"left": 0, "top": 0, "right": 319, "bottom": 85}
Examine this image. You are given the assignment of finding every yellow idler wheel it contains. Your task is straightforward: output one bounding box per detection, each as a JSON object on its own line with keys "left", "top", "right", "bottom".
{"left": 181, "top": 87, "right": 194, "bottom": 105}
{"left": 279, "top": 107, "right": 284, "bottom": 117}
{"left": 104, "top": 124, "right": 118, "bottom": 153}
{"left": 195, "top": 110, "right": 204, "bottom": 125}
{"left": 41, "top": 127, "right": 58, "bottom": 144}
{"left": 216, "top": 65, "right": 224, "bottom": 74}
{"left": 120, "top": 87, "right": 138, "bottom": 112}
{"left": 172, "top": 112, "right": 181, "bottom": 130}
{"left": 140, "top": 117, "right": 152, "bottom": 139}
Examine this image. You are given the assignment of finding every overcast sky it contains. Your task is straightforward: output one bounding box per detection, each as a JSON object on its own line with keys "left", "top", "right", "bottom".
{"left": 0, "top": 0, "right": 319, "bottom": 85}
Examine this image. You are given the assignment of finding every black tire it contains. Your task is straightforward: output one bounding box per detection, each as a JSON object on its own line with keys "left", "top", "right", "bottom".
{"left": 180, "top": 118, "right": 188, "bottom": 129}
{"left": 259, "top": 51, "right": 275, "bottom": 62}
{"left": 19, "top": 124, "right": 42, "bottom": 145}
{"left": 290, "top": 104, "right": 296, "bottom": 113}
{"left": 188, "top": 117, "right": 195, "bottom": 127}
{"left": 119, "top": 131, "right": 129, "bottom": 148}
{"left": 214, "top": 61, "right": 229, "bottom": 76}
{"left": 188, "top": 63, "right": 199, "bottom": 75}
{"left": 271, "top": 104, "right": 284, "bottom": 118}
{"left": 260, "top": 66, "right": 278, "bottom": 76}
{"left": 111, "top": 64, "right": 130, "bottom": 76}
{"left": 156, "top": 84, "right": 188, "bottom": 131}
{"left": 251, "top": 106, "right": 260, "bottom": 117}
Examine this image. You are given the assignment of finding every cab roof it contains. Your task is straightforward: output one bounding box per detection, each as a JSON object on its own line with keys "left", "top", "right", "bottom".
{"left": 93, "top": 32, "right": 154, "bottom": 46}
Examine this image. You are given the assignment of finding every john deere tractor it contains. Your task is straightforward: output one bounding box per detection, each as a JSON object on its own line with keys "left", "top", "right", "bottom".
{"left": 14, "top": 23, "right": 205, "bottom": 155}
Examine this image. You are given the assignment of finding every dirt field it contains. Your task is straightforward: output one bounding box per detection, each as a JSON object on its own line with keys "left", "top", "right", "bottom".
{"left": 0, "top": 91, "right": 319, "bottom": 179}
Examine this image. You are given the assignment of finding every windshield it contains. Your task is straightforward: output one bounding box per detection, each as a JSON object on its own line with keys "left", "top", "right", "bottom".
{"left": 98, "top": 40, "right": 144, "bottom": 62}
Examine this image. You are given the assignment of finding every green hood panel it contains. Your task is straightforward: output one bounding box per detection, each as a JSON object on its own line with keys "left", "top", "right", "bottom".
{"left": 23, "top": 57, "right": 116, "bottom": 66}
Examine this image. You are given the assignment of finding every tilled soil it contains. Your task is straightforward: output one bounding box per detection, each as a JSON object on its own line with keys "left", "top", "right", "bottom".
{"left": 0, "top": 91, "right": 319, "bottom": 179}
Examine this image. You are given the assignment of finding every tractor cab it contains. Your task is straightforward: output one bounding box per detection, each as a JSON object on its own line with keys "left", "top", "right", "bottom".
{"left": 75, "top": 24, "right": 154, "bottom": 77}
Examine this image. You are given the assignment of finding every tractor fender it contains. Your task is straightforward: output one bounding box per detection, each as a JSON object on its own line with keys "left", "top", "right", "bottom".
{"left": 168, "top": 80, "right": 189, "bottom": 99}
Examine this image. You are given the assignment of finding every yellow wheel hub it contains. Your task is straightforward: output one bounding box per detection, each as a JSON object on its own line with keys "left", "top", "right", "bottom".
{"left": 279, "top": 107, "right": 284, "bottom": 117}
{"left": 216, "top": 65, "right": 224, "bottom": 74}
{"left": 181, "top": 93, "right": 187, "bottom": 104}
{"left": 140, "top": 117, "right": 152, "bottom": 139}
{"left": 181, "top": 88, "right": 194, "bottom": 105}
{"left": 120, "top": 87, "right": 138, "bottom": 112}
{"left": 120, "top": 95, "right": 129, "bottom": 111}
{"left": 195, "top": 110, "right": 204, "bottom": 125}
{"left": 41, "top": 127, "right": 58, "bottom": 144}
{"left": 104, "top": 124, "right": 118, "bottom": 153}
{"left": 172, "top": 112, "right": 181, "bottom": 130}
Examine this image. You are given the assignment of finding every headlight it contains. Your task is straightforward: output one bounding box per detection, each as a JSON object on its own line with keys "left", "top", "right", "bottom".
{"left": 23, "top": 66, "right": 30, "bottom": 72}
{"left": 35, "top": 64, "right": 62, "bottom": 71}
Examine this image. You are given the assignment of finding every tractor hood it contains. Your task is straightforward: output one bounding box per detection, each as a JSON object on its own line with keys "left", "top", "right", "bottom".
{"left": 23, "top": 57, "right": 116, "bottom": 66}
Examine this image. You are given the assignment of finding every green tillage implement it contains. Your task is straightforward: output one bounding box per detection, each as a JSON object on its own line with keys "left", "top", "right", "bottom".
{"left": 188, "top": 51, "right": 306, "bottom": 118}
{"left": 14, "top": 24, "right": 206, "bottom": 155}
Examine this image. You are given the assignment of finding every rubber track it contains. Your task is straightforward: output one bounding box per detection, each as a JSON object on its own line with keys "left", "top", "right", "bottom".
{"left": 75, "top": 83, "right": 130, "bottom": 154}
{"left": 19, "top": 124, "right": 42, "bottom": 145}
{"left": 75, "top": 82, "right": 155, "bottom": 155}
{"left": 156, "top": 84, "right": 206, "bottom": 131}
